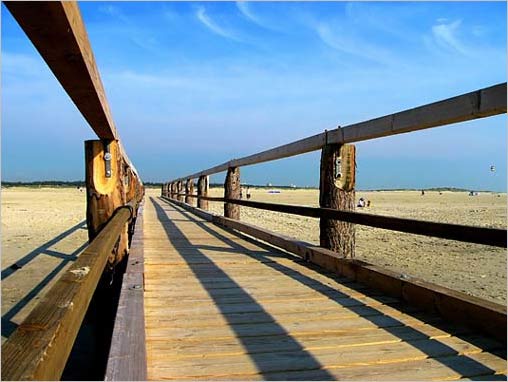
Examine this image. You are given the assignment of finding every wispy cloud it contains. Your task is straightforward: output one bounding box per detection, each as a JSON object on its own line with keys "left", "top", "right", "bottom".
{"left": 314, "top": 23, "right": 399, "bottom": 67}
{"left": 98, "top": 4, "right": 130, "bottom": 24}
{"left": 236, "top": 1, "right": 281, "bottom": 32}
{"left": 432, "top": 19, "right": 468, "bottom": 55}
{"left": 196, "top": 6, "right": 242, "bottom": 42}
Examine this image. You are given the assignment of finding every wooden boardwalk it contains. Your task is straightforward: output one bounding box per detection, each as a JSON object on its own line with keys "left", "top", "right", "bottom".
{"left": 143, "top": 196, "right": 506, "bottom": 381}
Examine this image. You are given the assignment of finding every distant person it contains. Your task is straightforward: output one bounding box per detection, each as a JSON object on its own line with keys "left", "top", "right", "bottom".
{"left": 246, "top": 187, "right": 251, "bottom": 200}
{"left": 357, "top": 197, "right": 365, "bottom": 208}
{"left": 421, "top": 190, "right": 425, "bottom": 196}
{"left": 367, "top": 200, "right": 371, "bottom": 207}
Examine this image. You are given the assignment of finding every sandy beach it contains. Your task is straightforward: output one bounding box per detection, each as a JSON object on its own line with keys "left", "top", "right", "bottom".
{"left": 1, "top": 186, "right": 506, "bottom": 343}
{"left": 1, "top": 187, "right": 88, "bottom": 343}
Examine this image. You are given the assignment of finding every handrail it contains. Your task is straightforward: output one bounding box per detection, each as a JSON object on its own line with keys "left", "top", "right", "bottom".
{"left": 168, "top": 194, "right": 507, "bottom": 248}
{"left": 170, "top": 82, "right": 506, "bottom": 182}
{"left": 4, "top": 1, "right": 142, "bottom": 180}
{"left": 1, "top": 205, "right": 135, "bottom": 381}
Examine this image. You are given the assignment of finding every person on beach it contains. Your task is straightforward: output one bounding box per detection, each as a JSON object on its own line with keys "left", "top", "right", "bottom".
{"left": 357, "top": 197, "right": 365, "bottom": 208}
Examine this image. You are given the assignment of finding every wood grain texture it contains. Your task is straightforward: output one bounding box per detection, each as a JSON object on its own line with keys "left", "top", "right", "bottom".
{"left": 4, "top": 1, "right": 117, "bottom": 140}
{"left": 224, "top": 167, "right": 240, "bottom": 219}
{"left": 145, "top": 197, "right": 506, "bottom": 380}
{"left": 165, "top": 196, "right": 506, "bottom": 343}
{"left": 1, "top": 208, "right": 132, "bottom": 381}
{"left": 105, "top": 204, "right": 147, "bottom": 381}
{"left": 197, "top": 175, "right": 209, "bottom": 210}
{"left": 319, "top": 144, "right": 355, "bottom": 257}
{"left": 85, "top": 140, "right": 129, "bottom": 264}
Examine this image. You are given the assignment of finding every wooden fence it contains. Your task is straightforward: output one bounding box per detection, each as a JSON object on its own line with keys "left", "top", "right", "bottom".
{"left": 162, "top": 82, "right": 507, "bottom": 341}
{"left": 2, "top": 2, "right": 144, "bottom": 380}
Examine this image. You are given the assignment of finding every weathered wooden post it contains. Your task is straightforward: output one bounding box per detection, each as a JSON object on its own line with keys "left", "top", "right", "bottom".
{"left": 197, "top": 175, "right": 209, "bottom": 210}
{"left": 170, "top": 182, "right": 175, "bottom": 199}
{"left": 319, "top": 143, "right": 355, "bottom": 257}
{"left": 85, "top": 140, "right": 129, "bottom": 264}
{"left": 175, "top": 181, "right": 182, "bottom": 202}
{"left": 224, "top": 167, "right": 240, "bottom": 219}
{"left": 185, "top": 179, "right": 194, "bottom": 205}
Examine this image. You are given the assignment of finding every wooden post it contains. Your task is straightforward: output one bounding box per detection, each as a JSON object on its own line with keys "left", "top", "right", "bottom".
{"left": 319, "top": 144, "right": 355, "bottom": 258}
{"left": 176, "top": 181, "right": 183, "bottom": 202}
{"left": 224, "top": 167, "right": 240, "bottom": 219}
{"left": 185, "top": 179, "right": 194, "bottom": 205}
{"left": 85, "top": 140, "right": 129, "bottom": 264}
{"left": 197, "top": 175, "right": 209, "bottom": 210}
{"left": 170, "top": 183, "right": 175, "bottom": 199}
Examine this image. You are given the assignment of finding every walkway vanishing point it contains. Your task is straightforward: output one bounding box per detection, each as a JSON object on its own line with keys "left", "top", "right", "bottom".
{"left": 1, "top": 2, "right": 507, "bottom": 381}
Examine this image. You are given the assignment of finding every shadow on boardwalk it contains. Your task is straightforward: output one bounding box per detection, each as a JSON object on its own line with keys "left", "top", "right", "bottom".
{"left": 151, "top": 197, "right": 335, "bottom": 380}
{"left": 155, "top": 197, "right": 506, "bottom": 380}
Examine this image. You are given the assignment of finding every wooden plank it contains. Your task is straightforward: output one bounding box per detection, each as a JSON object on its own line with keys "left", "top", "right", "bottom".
{"left": 205, "top": 352, "right": 505, "bottom": 381}
{"left": 163, "top": 198, "right": 506, "bottom": 342}
{"left": 170, "top": 83, "right": 506, "bottom": 181}
{"left": 177, "top": 195, "right": 506, "bottom": 248}
{"left": 4, "top": 1, "right": 117, "bottom": 140}
{"left": 1, "top": 207, "right": 132, "bottom": 381}
{"left": 146, "top": 335, "right": 505, "bottom": 378}
{"left": 105, "top": 204, "right": 147, "bottom": 381}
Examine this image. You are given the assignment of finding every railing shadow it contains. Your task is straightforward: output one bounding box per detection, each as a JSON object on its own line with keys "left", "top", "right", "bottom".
{"left": 151, "top": 197, "right": 335, "bottom": 380}
{"left": 1, "top": 220, "right": 86, "bottom": 279}
{"left": 159, "top": 197, "right": 506, "bottom": 380}
{"left": 2, "top": 221, "right": 88, "bottom": 338}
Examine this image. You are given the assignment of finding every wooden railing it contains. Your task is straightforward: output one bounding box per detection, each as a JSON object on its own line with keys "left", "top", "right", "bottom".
{"left": 2, "top": 2, "right": 144, "bottom": 380}
{"left": 163, "top": 82, "right": 506, "bottom": 255}
{"left": 1, "top": 205, "right": 137, "bottom": 381}
{"left": 162, "top": 82, "right": 507, "bottom": 341}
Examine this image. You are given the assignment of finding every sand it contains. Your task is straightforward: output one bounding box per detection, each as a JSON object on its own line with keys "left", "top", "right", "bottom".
{"left": 1, "top": 186, "right": 506, "bottom": 343}
{"left": 1, "top": 187, "right": 88, "bottom": 343}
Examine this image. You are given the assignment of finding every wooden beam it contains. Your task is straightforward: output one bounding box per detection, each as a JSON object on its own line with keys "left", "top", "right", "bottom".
{"left": 162, "top": 197, "right": 506, "bottom": 343}
{"left": 170, "top": 83, "right": 506, "bottom": 182}
{"left": 4, "top": 1, "right": 117, "bottom": 140}
{"left": 5, "top": 1, "right": 144, "bottom": 186}
{"left": 320, "top": 144, "right": 355, "bottom": 257}
{"left": 105, "top": 205, "right": 147, "bottom": 381}
{"left": 1, "top": 207, "right": 133, "bottom": 381}
{"left": 172, "top": 195, "right": 506, "bottom": 248}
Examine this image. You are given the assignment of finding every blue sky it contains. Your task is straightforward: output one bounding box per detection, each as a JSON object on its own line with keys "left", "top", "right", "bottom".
{"left": 2, "top": 1, "right": 506, "bottom": 190}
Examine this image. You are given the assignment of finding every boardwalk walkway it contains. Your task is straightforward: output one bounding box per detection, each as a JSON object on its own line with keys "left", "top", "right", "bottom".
{"left": 143, "top": 196, "right": 506, "bottom": 380}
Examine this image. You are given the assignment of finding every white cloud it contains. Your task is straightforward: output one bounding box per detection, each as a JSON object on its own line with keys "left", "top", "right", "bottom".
{"left": 236, "top": 1, "right": 280, "bottom": 31}
{"left": 98, "top": 5, "right": 130, "bottom": 24}
{"left": 432, "top": 19, "right": 468, "bottom": 55}
{"left": 315, "top": 23, "right": 399, "bottom": 67}
{"left": 196, "top": 6, "right": 242, "bottom": 42}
